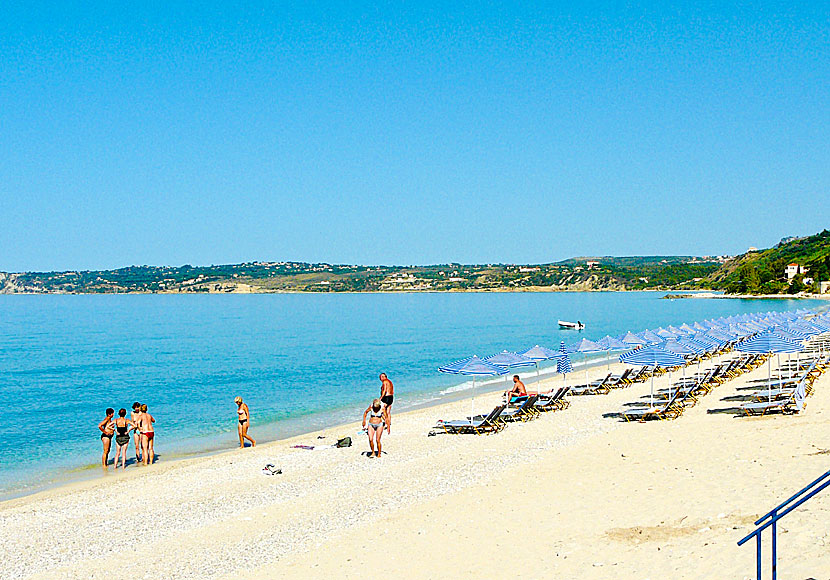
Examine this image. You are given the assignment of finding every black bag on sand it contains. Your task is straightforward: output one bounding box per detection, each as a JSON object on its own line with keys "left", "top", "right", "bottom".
{"left": 335, "top": 437, "right": 352, "bottom": 448}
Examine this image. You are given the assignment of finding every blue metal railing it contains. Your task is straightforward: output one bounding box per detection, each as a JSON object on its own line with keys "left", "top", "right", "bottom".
{"left": 737, "top": 467, "right": 830, "bottom": 580}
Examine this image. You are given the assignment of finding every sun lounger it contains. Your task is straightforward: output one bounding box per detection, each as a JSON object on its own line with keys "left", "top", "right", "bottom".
{"left": 431, "top": 405, "right": 506, "bottom": 435}
{"left": 501, "top": 395, "right": 540, "bottom": 422}
{"left": 620, "top": 392, "right": 682, "bottom": 422}
{"left": 741, "top": 381, "right": 806, "bottom": 417}
{"left": 535, "top": 388, "right": 566, "bottom": 412}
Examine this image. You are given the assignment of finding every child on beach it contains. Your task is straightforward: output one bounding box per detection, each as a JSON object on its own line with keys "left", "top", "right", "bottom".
{"left": 113, "top": 408, "right": 135, "bottom": 470}
{"left": 98, "top": 408, "right": 115, "bottom": 468}
{"left": 235, "top": 396, "right": 256, "bottom": 448}
{"left": 139, "top": 404, "right": 155, "bottom": 465}
{"left": 362, "top": 398, "right": 390, "bottom": 458}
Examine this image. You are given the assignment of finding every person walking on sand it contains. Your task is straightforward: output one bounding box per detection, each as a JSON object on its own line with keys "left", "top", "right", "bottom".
{"left": 362, "top": 398, "right": 390, "bottom": 458}
{"left": 130, "top": 402, "right": 143, "bottom": 463}
{"left": 235, "top": 396, "right": 256, "bottom": 448}
{"left": 113, "top": 408, "right": 135, "bottom": 470}
{"left": 98, "top": 408, "right": 115, "bottom": 468}
{"left": 379, "top": 373, "right": 394, "bottom": 425}
{"left": 139, "top": 404, "right": 155, "bottom": 465}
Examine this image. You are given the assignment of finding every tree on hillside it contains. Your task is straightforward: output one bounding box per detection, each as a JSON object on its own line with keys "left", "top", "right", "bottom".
{"left": 737, "top": 263, "right": 761, "bottom": 294}
{"left": 788, "top": 275, "right": 806, "bottom": 294}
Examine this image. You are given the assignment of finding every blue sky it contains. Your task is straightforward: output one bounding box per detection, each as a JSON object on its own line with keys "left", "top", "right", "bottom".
{"left": 1, "top": 2, "right": 827, "bottom": 271}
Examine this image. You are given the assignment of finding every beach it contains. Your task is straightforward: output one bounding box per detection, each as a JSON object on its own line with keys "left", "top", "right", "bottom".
{"left": 2, "top": 358, "right": 829, "bottom": 580}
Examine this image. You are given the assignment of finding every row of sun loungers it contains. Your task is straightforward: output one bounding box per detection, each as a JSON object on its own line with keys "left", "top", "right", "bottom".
{"left": 569, "top": 366, "right": 651, "bottom": 395}
{"left": 739, "top": 354, "right": 829, "bottom": 416}
{"left": 619, "top": 353, "right": 767, "bottom": 422}
{"left": 429, "top": 387, "right": 571, "bottom": 435}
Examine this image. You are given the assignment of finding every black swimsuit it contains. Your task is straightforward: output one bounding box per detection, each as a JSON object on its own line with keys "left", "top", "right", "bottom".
{"left": 115, "top": 423, "right": 130, "bottom": 446}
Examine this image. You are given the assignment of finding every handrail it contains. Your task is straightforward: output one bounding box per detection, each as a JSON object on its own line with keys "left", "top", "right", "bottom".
{"left": 751, "top": 468, "right": 830, "bottom": 527}
{"left": 737, "top": 467, "right": 830, "bottom": 580}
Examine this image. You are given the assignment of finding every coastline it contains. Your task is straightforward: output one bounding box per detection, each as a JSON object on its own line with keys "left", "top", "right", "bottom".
{"left": 0, "top": 355, "right": 608, "bottom": 503}
{"left": 3, "top": 358, "right": 829, "bottom": 579}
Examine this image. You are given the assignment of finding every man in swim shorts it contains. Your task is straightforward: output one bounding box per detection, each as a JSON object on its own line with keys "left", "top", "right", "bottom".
{"left": 506, "top": 375, "right": 527, "bottom": 403}
{"left": 379, "top": 373, "right": 394, "bottom": 432}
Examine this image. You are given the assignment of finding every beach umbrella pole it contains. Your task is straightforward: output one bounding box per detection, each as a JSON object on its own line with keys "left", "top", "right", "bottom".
{"left": 471, "top": 377, "right": 476, "bottom": 423}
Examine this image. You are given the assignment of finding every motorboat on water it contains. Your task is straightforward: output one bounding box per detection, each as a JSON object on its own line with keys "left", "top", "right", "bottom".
{"left": 558, "top": 320, "right": 585, "bottom": 330}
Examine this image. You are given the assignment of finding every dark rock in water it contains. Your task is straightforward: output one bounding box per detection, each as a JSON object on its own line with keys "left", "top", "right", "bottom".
{"left": 662, "top": 294, "right": 692, "bottom": 299}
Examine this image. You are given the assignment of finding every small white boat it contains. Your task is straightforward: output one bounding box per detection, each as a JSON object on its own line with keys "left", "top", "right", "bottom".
{"left": 558, "top": 320, "right": 585, "bottom": 330}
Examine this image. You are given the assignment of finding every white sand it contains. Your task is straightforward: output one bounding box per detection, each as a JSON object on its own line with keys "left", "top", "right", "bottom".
{"left": 2, "top": 358, "right": 829, "bottom": 579}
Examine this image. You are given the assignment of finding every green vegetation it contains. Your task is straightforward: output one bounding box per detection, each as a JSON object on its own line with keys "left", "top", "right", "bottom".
{"left": 0, "top": 257, "right": 723, "bottom": 294}
{"left": 705, "top": 229, "right": 830, "bottom": 294}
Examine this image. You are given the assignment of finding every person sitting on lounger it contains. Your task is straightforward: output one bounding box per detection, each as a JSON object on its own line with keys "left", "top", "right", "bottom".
{"left": 505, "top": 375, "right": 528, "bottom": 403}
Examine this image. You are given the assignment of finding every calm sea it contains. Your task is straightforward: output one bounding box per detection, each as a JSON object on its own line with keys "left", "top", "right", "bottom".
{"left": 0, "top": 292, "right": 821, "bottom": 498}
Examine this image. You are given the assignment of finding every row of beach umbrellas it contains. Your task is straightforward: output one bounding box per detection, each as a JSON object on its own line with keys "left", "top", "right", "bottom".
{"left": 438, "top": 308, "right": 830, "bottom": 420}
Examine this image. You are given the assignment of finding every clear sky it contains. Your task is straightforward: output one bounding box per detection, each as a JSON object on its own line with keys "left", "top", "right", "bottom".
{"left": 1, "top": 2, "right": 827, "bottom": 271}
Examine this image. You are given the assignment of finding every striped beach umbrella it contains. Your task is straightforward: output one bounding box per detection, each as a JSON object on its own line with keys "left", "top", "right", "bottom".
{"left": 620, "top": 346, "right": 687, "bottom": 404}
{"left": 639, "top": 329, "right": 664, "bottom": 344}
{"left": 484, "top": 350, "right": 537, "bottom": 368}
{"left": 556, "top": 341, "right": 573, "bottom": 383}
{"left": 569, "top": 338, "right": 604, "bottom": 385}
{"left": 439, "top": 356, "right": 509, "bottom": 421}
{"left": 737, "top": 331, "right": 804, "bottom": 402}
{"left": 485, "top": 350, "right": 538, "bottom": 393}
{"left": 620, "top": 331, "right": 648, "bottom": 346}
{"left": 597, "top": 335, "right": 630, "bottom": 369}
{"left": 517, "top": 344, "right": 564, "bottom": 384}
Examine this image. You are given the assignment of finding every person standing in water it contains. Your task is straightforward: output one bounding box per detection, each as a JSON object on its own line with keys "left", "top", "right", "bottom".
{"left": 98, "top": 408, "right": 115, "bottom": 468}
{"left": 234, "top": 396, "right": 256, "bottom": 448}
{"left": 362, "top": 398, "right": 390, "bottom": 458}
{"left": 139, "top": 404, "right": 155, "bottom": 465}
{"left": 130, "top": 402, "right": 143, "bottom": 463}
{"left": 379, "top": 373, "right": 394, "bottom": 432}
{"left": 113, "top": 408, "right": 135, "bottom": 470}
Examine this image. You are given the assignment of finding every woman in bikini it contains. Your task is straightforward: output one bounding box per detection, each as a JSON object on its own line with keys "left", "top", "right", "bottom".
{"left": 98, "top": 408, "right": 115, "bottom": 468}
{"left": 361, "top": 398, "right": 390, "bottom": 458}
{"left": 130, "top": 402, "right": 143, "bottom": 463}
{"left": 139, "top": 404, "right": 156, "bottom": 465}
{"left": 234, "top": 396, "right": 256, "bottom": 448}
{"left": 113, "top": 408, "right": 135, "bottom": 470}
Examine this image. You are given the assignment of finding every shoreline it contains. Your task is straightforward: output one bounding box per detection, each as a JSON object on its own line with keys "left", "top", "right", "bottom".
{"left": 3, "top": 355, "right": 829, "bottom": 578}
{"left": 2, "top": 287, "right": 828, "bottom": 298}
{"left": 0, "top": 355, "right": 608, "bottom": 503}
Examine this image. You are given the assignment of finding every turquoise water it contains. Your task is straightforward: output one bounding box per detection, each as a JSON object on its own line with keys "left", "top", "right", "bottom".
{"left": 0, "top": 292, "right": 820, "bottom": 498}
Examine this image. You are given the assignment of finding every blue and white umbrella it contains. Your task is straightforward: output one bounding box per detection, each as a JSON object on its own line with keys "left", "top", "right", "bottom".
{"left": 556, "top": 341, "right": 573, "bottom": 383}
{"left": 639, "top": 329, "right": 664, "bottom": 344}
{"left": 597, "top": 335, "right": 630, "bottom": 369}
{"left": 620, "top": 331, "right": 648, "bottom": 346}
{"left": 439, "top": 355, "right": 509, "bottom": 420}
{"left": 620, "top": 345, "right": 687, "bottom": 404}
{"left": 484, "top": 350, "right": 538, "bottom": 392}
{"left": 517, "top": 344, "right": 564, "bottom": 385}
{"left": 736, "top": 331, "right": 804, "bottom": 402}
{"left": 569, "top": 338, "right": 604, "bottom": 384}
{"left": 484, "top": 350, "right": 538, "bottom": 369}
{"left": 518, "top": 344, "right": 563, "bottom": 361}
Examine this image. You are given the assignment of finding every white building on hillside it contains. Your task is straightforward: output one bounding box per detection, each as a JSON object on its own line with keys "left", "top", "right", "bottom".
{"left": 786, "top": 263, "right": 808, "bottom": 282}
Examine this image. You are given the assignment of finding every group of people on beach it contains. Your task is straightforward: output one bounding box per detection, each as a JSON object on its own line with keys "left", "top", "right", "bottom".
{"left": 96, "top": 374, "right": 395, "bottom": 467}
{"left": 98, "top": 403, "right": 155, "bottom": 469}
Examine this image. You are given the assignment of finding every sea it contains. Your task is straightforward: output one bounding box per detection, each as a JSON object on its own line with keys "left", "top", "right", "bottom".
{"left": 0, "top": 292, "right": 824, "bottom": 499}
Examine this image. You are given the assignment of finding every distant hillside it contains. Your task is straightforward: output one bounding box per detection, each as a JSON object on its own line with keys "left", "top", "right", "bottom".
{"left": 705, "top": 229, "right": 830, "bottom": 294}
{"left": 0, "top": 256, "right": 722, "bottom": 294}
{"left": 556, "top": 256, "right": 712, "bottom": 267}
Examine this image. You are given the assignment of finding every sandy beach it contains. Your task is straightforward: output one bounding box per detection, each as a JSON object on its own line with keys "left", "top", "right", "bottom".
{"left": 2, "top": 357, "right": 829, "bottom": 580}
